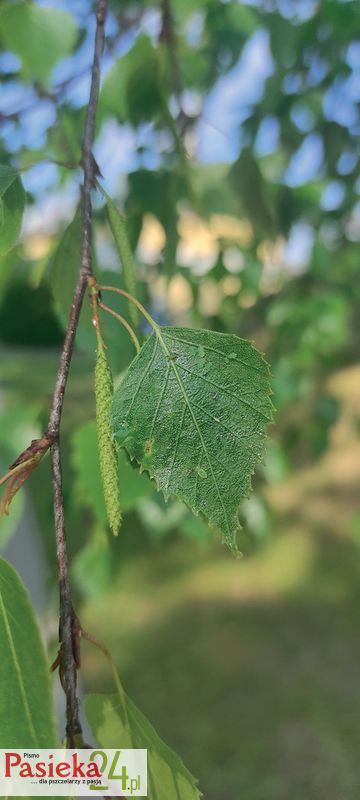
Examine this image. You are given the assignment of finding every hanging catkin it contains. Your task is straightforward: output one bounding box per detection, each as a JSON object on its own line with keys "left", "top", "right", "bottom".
{"left": 95, "top": 344, "right": 122, "bottom": 535}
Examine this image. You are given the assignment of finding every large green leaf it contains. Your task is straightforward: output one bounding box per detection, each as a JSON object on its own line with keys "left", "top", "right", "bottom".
{"left": 86, "top": 692, "right": 202, "bottom": 800}
{"left": 112, "top": 327, "right": 273, "bottom": 551}
{"left": 0, "top": 165, "right": 26, "bottom": 255}
{"left": 0, "top": 558, "right": 57, "bottom": 747}
{"left": 0, "top": 4, "right": 77, "bottom": 84}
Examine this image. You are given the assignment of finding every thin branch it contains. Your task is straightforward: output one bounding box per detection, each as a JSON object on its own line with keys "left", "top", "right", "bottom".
{"left": 46, "top": 0, "right": 107, "bottom": 746}
{"left": 160, "top": 0, "right": 194, "bottom": 140}
{"left": 160, "top": 0, "right": 182, "bottom": 101}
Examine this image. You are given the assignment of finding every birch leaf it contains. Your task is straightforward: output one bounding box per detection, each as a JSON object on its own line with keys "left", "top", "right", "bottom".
{"left": 0, "top": 4, "right": 77, "bottom": 85}
{"left": 0, "top": 558, "right": 57, "bottom": 747}
{"left": 111, "top": 326, "right": 273, "bottom": 552}
{"left": 86, "top": 692, "right": 201, "bottom": 800}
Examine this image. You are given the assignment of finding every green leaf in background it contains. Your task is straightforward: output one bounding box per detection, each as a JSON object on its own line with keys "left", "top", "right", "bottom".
{"left": 0, "top": 558, "right": 57, "bottom": 747}
{"left": 0, "top": 3, "right": 78, "bottom": 84}
{"left": 180, "top": 512, "right": 212, "bottom": 546}
{"left": 72, "top": 421, "right": 152, "bottom": 525}
{"left": 72, "top": 527, "right": 112, "bottom": 599}
{"left": 100, "top": 185, "right": 139, "bottom": 330}
{"left": 112, "top": 327, "right": 273, "bottom": 552}
{"left": 48, "top": 209, "right": 82, "bottom": 322}
{"left": 47, "top": 216, "right": 135, "bottom": 360}
{"left": 0, "top": 493, "right": 24, "bottom": 551}
{"left": 0, "top": 164, "right": 18, "bottom": 196}
{"left": 171, "top": 0, "right": 209, "bottom": 22}
{"left": 230, "top": 149, "right": 275, "bottom": 236}
{"left": 136, "top": 495, "right": 187, "bottom": 541}
{"left": 47, "top": 209, "right": 93, "bottom": 349}
{"left": 100, "top": 36, "right": 162, "bottom": 125}
{"left": 0, "top": 248, "right": 20, "bottom": 303}
{"left": 86, "top": 692, "right": 202, "bottom": 800}
{"left": 0, "top": 165, "right": 26, "bottom": 255}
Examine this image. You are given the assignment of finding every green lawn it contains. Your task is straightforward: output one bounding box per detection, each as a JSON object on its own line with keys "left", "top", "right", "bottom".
{"left": 80, "top": 525, "right": 360, "bottom": 800}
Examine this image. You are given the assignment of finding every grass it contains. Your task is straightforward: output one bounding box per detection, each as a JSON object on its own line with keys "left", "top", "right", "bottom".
{"left": 79, "top": 528, "right": 360, "bottom": 800}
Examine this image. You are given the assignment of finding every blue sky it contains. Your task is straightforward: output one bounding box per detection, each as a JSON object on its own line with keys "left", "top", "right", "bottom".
{"left": 0, "top": 0, "right": 359, "bottom": 232}
{"left": 197, "top": 29, "right": 274, "bottom": 162}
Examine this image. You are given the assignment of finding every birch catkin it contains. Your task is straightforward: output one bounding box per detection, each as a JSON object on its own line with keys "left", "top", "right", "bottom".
{"left": 95, "top": 344, "right": 122, "bottom": 535}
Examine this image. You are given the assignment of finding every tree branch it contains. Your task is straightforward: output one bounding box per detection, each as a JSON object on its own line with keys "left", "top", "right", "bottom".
{"left": 160, "top": 0, "right": 182, "bottom": 101}
{"left": 47, "top": 0, "right": 107, "bottom": 746}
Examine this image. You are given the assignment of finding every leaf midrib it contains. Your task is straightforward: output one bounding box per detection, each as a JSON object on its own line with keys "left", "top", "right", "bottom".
{"left": 155, "top": 328, "right": 231, "bottom": 538}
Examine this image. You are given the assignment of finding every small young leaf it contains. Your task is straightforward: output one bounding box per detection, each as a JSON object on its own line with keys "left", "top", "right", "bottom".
{"left": 86, "top": 692, "right": 202, "bottom": 800}
{"left": 95, "top": 347, "right": 122, "bottom": 536}
{"left": 112, "top": 327, "right": 273, "bottom": 552}
{"left": 0, "top": 558, "right": 57, "bottom": 747}
{"left": 0, "top": 165, "right": 26, "bottom": 255}
{"left": 0, "top": 4, "right": 78, "bottom": 85}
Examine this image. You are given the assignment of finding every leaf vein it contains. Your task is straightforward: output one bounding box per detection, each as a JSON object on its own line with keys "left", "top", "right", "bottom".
{"left": 165, "top": 403, "right": 187, "bottom": 493}
{"left": 157, "top": 333, "right": 231, "bottom": 537}
{"left": 149, "top": 359, "right": 171, "bottom": 439}
{"left": 163, "top": 332, "right": 267, "bottom": 375}
{"left": 177, "top": 363, "right": 271, "bottom": 422}
{"left": 189, "top": 399, "right": 259, "bottom": 460}
{"left": 125, "top": 337, "right": 158, "bottom": 422}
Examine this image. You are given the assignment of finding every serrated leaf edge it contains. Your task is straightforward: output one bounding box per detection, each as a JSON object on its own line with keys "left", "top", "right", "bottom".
{"left": 114, "top": 327, "right": 274, "bottom": 552}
